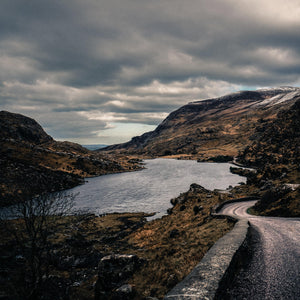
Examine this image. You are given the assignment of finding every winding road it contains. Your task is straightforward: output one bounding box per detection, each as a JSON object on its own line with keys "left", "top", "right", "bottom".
{"left": 218, "top": 200, "right": 300, "bottom": 299}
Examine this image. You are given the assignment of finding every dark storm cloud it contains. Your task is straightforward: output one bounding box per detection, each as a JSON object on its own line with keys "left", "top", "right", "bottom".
{"left": 1, "top": 0, "right": 299, "bottom": 143}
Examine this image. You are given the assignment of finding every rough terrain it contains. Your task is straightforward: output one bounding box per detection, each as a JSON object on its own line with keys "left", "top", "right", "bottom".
{"left": 1, "top": 87, "right": 299, "bottom": 299}
{"left": 0, "top": 184, "right": 237, "bottom": 300}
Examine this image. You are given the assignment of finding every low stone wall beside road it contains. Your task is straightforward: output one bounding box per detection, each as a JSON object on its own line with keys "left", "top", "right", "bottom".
{"left": 164, "top": 198, "right": 257, "bottom": 300}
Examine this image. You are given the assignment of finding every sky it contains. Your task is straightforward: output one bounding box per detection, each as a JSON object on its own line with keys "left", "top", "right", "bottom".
{"left": 1, "top": 0, "right": 300, "bottom": 145}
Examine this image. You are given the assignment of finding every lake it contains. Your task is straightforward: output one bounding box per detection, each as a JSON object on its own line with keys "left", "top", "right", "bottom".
{"left": 69, "top": 158, "right": 245, "bottom": 219}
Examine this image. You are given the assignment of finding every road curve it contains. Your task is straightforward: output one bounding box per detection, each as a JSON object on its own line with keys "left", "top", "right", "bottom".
{"left": 218, "top": 201, "right": 300, "bottom": 299}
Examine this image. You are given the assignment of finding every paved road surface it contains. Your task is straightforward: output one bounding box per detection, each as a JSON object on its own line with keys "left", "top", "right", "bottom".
{"left": 218, "top": 201, "right": 300, "bottom": 299}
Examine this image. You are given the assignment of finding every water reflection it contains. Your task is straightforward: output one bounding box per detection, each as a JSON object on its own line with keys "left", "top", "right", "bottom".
{"left": 69, "top": 159, "right": 245, "bottom": 219}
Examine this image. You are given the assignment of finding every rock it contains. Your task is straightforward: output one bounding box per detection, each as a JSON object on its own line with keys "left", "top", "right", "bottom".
{"left": 170, "top": 198, "right": 177, "bottom": 205}
{"left": 15, "top": 254, "right": 26, "bottom": 263}
{"left": 73, "top": 252, "right": 102, "bottom": 268}
{"left": 260, "top": 180, "right": 274, "bottom": 191}
{"left": 95, "top": 254, "right": 145, "bottom": 299}
{"left": 170, "top": 192, "right": 189, "bottom": 206}
{"left": 112, "top": 284, "right": 134, "bottom": 299}
{"left": 167, "top": 207, "right": 173, "bottom": 215}
{"left": 189, "top": 183, "right": 209, "bottom": 193}
{"left": 280, "top": 172, "right": 287, "bottom": 179}
{"left": 116, "top": 284, "right": 133, "bottom": 293}
{"left": 166, "top": 273, "right": 178, "bottom": 288}
{"left": 193, "top": 205, "right": 203, "bottom": 215}
{"left": 179, "top": 205, "right": 186, "bottom": 211}
{"left": 57, "top": 255, "right": 75, "bottom": 270}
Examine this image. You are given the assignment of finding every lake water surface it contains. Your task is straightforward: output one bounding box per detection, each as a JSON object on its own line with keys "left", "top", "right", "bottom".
{"left": 70, "top": 159, "right": 245, "bottom": 219}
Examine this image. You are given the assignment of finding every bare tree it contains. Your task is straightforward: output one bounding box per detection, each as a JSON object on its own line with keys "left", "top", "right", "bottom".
{"left": 1, "top": 191, "right": 77, "bottom": 300}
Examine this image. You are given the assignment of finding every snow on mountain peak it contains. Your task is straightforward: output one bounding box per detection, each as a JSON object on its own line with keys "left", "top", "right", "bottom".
{"left": 255, "top": 87, "right": 300, "bottom": 107}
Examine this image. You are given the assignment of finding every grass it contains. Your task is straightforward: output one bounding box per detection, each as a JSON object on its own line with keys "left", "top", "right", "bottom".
{"left": 0, "top": 186, "right": 238, "bottom": 299}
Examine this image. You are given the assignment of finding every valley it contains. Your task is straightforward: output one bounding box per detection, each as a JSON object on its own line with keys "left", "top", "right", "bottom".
{"left": 0, "top": 87, "right": 299, "bottom": 299}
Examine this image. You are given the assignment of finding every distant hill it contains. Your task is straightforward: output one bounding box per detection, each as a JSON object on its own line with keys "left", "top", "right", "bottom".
{"left": 102, "top": 87, "right": 300, "bottom": 159}
{"left": 0, "top": 111, "right": 141, "bottom": 206}
{"left": 0, "top": 111, "right": 53, "bottom": 144}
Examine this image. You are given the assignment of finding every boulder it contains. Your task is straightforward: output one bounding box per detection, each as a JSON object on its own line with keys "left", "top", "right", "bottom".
{"left": 112, "top": 284, "right": 134, "bottom": 300}
{"left": 95, "top": 254, "right": 145, "bottom": 299}
{"left": 189, "top": 183, "right": 209, "bottom": 193}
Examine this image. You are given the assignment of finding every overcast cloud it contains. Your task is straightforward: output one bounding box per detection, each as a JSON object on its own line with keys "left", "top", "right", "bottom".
{"left": 1, "top": 0, "right": 299, "bottom": 144}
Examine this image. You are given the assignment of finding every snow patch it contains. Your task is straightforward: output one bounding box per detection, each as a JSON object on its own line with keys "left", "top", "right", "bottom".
{"left": 255, "top": 90, "right": 300, "bottom": 107}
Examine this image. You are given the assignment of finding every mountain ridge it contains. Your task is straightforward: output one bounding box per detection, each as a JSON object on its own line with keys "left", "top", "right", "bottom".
{"left": 101, "top": 87, "right": 300, "bottom": 159}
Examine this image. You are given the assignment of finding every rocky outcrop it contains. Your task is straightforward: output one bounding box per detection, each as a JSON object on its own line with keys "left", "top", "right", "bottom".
{"left": 168, "top": 183, "right": 211, "bottom": 214}
{"left": 95, "top": 254, "right": 145, "bottom": 299}
{"left": 238, "top": 97, "right": 300, "bottom": 169}
{"left": 0, "top": 110, "right": 53, "bottom": 144}
{"left": 235, "top": 97, "right": 300, "bottom": 216}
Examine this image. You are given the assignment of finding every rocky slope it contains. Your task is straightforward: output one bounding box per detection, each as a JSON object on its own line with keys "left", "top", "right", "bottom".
{"left": 235, "top": 96, "right": 300, "bottom": 216}
{"left": 0, "top": 110, "right": 53, "bottom": 144}
{"left": 237, "top": 97, "right": 300, "bottom": 171}
{"left": 0, "top": 111, "right": 141, "bottom": 206}
{"left": 102, "top": 87, "right": 300, "bottom": 159}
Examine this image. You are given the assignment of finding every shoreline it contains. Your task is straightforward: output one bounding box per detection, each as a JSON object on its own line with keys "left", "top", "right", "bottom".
{"left": 1, "top": 182, "right": 248, "bottom": 299}
{"left": 67, "top": 159, "right": 247, "bottom": 220}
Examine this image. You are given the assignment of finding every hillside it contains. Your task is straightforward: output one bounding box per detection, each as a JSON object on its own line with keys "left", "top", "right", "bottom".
{"left": 0, "top": 111, "right": 141, "bottom": 206}
{"left": 235, "top": 97, "right": 300, "bottom": 216}
{"left": 237, "top": 97, "right": 300, "bottom": 175}
{"left": 102, "top": 87, "right": 300, "bottom": 159}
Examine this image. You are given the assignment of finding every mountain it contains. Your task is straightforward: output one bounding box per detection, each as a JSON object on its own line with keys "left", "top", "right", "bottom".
{"left": 0, "top": 111, "right": 53, "bottom": 144}
{"left": 102, "top": 87, "right": 300, "bottom": 159}
{"left": 0, "top": 111, "right": 141, "bottom": 206}
{"left": 235, "top": 97, "right": 300, "bottom": 217}
{"left": 238, "top": 96, "right": 300, "bottom": 171}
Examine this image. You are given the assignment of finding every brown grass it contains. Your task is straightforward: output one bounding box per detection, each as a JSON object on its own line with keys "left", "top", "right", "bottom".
{"left": 0, "top": 187, "right": 238, "bottom": 299}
